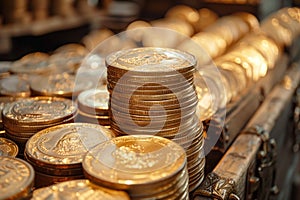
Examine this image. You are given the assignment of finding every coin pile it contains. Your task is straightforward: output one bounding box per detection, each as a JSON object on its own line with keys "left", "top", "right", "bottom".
{"left": 76, "top": 88, "right": 110, "bottom": 127}
{"left": 0, "top": 156, "right": 34, "bottom": 200}
{"left": 0, "top": 137, "right": 19, "bottom": 157}
{"left": 0, "top": 75, "right": 31, "bottom": 97}
{"left": 106, "top": 47, "right": 205, "bottom": 191}
{"left": 31, "top": 179, "right": 130, "bottom": 200}
{"left": 24, "top": 123, "right": 115, "bottom": 188}
{"left": 83, "top": 135, "right": 189, "bottom": 199}
{"left": 2, "top": 97, "right": 77, "bottom": 156}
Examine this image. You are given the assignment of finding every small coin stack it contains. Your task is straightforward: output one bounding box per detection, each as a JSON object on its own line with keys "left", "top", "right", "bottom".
{"left": 0, "top": 137, "right": 19, "bottom": 157}
{"left": 0, "top": 75, "right": 31, "bottom": 97}
{"left": 24, "top": 123, "right": 115, "bottom": 188}
{"left": 31, "top": 179, "right": 130, "bottom": 200}
{"left": 106, "top": 47, "right": 205, "bottom": 191}
{"left": 83, "top": 135, "right": 189, "bottom": 200}
{"left": 77, "top": 88, "right": 110, "bottom": 127}
{"left": 0, "top": 156, "right": 34, "bottom": 200}
{"left": 2, "top": 97, "right": 77, "bottom": 156}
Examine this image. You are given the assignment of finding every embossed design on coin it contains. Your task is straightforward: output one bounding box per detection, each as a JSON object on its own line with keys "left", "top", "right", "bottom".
{"left": 0, "top": 156, "right": 34, "bottom": 200}
{"left": 26, "top": 123, "right": 114, "bottom": 166}
{"left": 0, "top": 138, "right": 18, "bottom": 157}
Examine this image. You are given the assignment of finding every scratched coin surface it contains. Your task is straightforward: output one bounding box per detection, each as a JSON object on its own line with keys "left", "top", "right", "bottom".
{"left": 83, "top": 135, "right": 186, "bottom": 189}
{"left": 2, "top": 97, "right": 77, "bottom": 126}
{"left": 106, "top": 47, "right": 196, "bottom": 72}
{"left": 0, "top": 75, "right": 31, "bottom": 97}
{"left": 25, "top": 123, "right": 114, "bottom": 167}
{"left": 0, "top": 138, "right": 19, "bottom": 157}
{"left": 30, "top": 73, "right": 94, "bottom": 97}
{"left": 31, "top": 179, "right": 130, "bottom": 200}
{"left": 0, "top": 156, "right": 34, "bottom": 200}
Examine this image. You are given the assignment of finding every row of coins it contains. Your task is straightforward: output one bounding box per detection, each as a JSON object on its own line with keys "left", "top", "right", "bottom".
{"left": 0, "top": 0, "right": 97, "bottom": 24}
{"left": 106, "top": 47, "right": 205, "bottom": 192}
{"left": 1, "top": 126, "right": 191, "bottom": 199}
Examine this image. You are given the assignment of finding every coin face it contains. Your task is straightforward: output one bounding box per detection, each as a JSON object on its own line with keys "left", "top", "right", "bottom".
{"left": 83, "top": 135, "right": 186, "bottom": 189}
{"left": 0, "top": 156, "right": 34, "bottom": 200}
{"left": 106, "top": 47, "right": 196, "bottom": 72}
{"left": 26, "top": 123, "right": 114, "bottom": 167}
{"left": 31, "top": 179, "right": 130, "bottom": 200}
{"left": 0, "top": 75, "right": 31, "bottom": 97}
{"left": 2, "top": 97, "right": 77, "bottom": 126}
{"left": 77, "top": 89, "right": 109, "bottom": 114}
{"left": 0, "top": 138, "right": 18, "bottom": 157}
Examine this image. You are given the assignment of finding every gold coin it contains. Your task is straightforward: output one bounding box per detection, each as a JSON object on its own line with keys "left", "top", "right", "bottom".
{"left": 0, "top": 156, "right": 34, "bottom": 200}
{"left": 0, "top": 61, "right": 11, "bottom": 78}
{"left": 77, "top": 110, "right": 110, "bottom": 126}
{"left": 0, "top": 137, "right": 18, "bottom": 157}
{"left": 31, "top": 179, "right": 130, "bottom": 200}
{"left": 77, "top": 88, "right": 109, "bottom": 115}
{"left": 2, "top": 96, "right": 77, "bottom": 126}
{"left": 25, "top": 123, "right": 115, "bottom": 169}
{"left": 83, "top": 135, "right": 186, "bottom": 190}
{"left": 106, "top": 47, "right": 196, "bottom": 73}
{"left": 0, "top": 75, "right": 31, "bottom": 97}
{"left": 30, "top": 73, "right": 95, "bottom": 98}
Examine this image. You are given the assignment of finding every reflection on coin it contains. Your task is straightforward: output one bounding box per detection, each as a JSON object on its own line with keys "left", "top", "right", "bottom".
{"left": 0, "top": 156, "right": 34, "bottom": 200}
{"left": 25, "top": 123, "right": 115, "bottom": 168}
{"left": 2, "top": 96, "right": 77, "bottom": 126}
{"left": 0, "top": 137, "right": 18, "bottom": 157}
{"left": 0, "top": 75, "right": 31, "bottom": 97}
{"left": 83, "top": 135, "right": 186, "bottom": 189}
{"left": 31, "top": 179, "right": 130, "bottom": 200}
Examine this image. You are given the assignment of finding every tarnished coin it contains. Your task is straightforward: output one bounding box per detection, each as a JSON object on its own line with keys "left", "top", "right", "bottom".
{"left": 25, "top": 123, "right": 115, "bottom": 169}
{"left": 30, "top": 73, "right": 95, "bottom": 98}
{"left": 106, "top": 47, "right": 196, "bottom": 73}
{"left": 0, "top": 75, "right": 31, "bottom": 97}
{"left": 83, "top": 135, "right": 186, "bottom": 190}
{"left": 0, "top": 137, "right": 18, "bottom": 157}
{"left": 10, "top": 52, "right": 52, "bottom": 74}
{"left": 0, "top": 156, "right": 34, "bottom": 200}
{"left": 2, "top": 97, "right": 77, "bottom": 126}
{"left": 31, "top": 179, "right": 130, "bottom": 200}
{"left": 77, "top": 88, "right": 109, "bottom": 115}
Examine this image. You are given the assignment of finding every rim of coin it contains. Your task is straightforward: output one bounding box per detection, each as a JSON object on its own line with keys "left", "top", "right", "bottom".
{"left": 0, "top": 156, "right": 34, "bottom": 200}
{"left": 0, "top": 137, "right": 19, "bottom": 157}
{"left": 25, "top": 123, "right": 115, "bottom": 169}
{"left": 2, "top": 96, "right": 77, "bottom": 126}
{"left": 83, "top": 135, "right": 187, "bottom": 190}
{"left": 31, "top": 179, "right": 130, "bottom": 200}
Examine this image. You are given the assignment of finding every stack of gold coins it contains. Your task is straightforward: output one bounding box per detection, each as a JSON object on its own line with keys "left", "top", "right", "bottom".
{"left": 0, "top": 156, "right": 34, "bottom": 200}
{"left": 2, "top": 97, "right": 77, "bottom": 156}
{"left": 24, "top": 123, "right": 115, "bottom": 188}
{"left": 0, "top": 137, "right": 19, "bottom": 157}
{"left": 76, "top": 88, "right": 110, "bottom": 127}
{"left": 30, "top": 0, "right": 49, "bottom": 20}
{"left": 106, "top": 47, "right": 205, "bottom": 191}
{"left": 1, "top": 0, "right": 31, "bottom": 24}
{"left": 10, "top": 52, "right": 53, "bottom": 75}
{"left": 83, "top": 135, "right": 189, "bottom": 199}
{"left": 0, "top": 75, "right": 31, "bottom": 97}
{"left": 31, "top": 179, "right": 130, "bottom": 200}
{"left": 51, "top": 0, "right": 76, "bottom": 17}
{"left": 30, "top": 73, "right": 94, "bottom": 98}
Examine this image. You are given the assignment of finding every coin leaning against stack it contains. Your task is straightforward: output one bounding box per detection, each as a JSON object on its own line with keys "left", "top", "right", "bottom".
{"left": 24, "top": 123, "right": 115, "bottom": 188}
{"left": 106, "top": 47, "right": 205, "bottom": 192}
{"left": 2, "top": 97, "right": 77, "bottom": 156}
{"left": 83, "top": 135, "right": 189, "bottom": 200}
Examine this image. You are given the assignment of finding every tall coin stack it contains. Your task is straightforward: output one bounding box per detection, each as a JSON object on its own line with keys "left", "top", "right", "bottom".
{"left": 2, "top": 97, "right": 77, "bottom": 156}
{"left": 83, "top": 135, "right": 189, "bottom": 199}
{"left": 1, "top": 0, "right": 31, "bottom": 24}
{"left": 106, "top": 47, "right": 205, "bottom": 191}
{"left": 24, "top": 123, "right": 115, "bottom": 188}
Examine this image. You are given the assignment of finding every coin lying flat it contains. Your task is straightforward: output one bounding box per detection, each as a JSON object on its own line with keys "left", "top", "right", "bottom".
{"left": 0, "top": 156, "right": 34, "bottom": 200}
{"left": 25, "top": 123, "right": 115, "bottom": 170}
{"left": 31, "top": 179, "right": 130, "bottom": 200}
{"left": 0, "top": 137, "right": 18, "bottom": 157}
